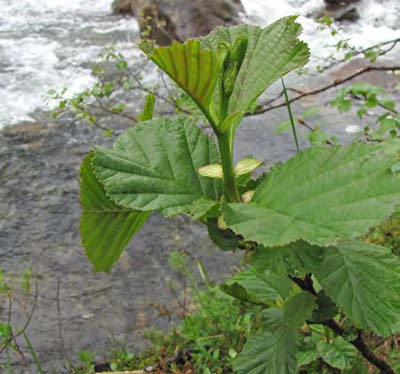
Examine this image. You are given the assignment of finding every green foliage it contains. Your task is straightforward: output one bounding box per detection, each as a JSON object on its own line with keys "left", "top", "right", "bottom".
{"left": 142, "top": 39, "right": 220, "bottom": 124}
{"left": 234, "top": 293, "right": 315, "bottom": 374}
{"left": 0, "top": 268, "right": 41, "bottom": 373}
{"left": 80, "top": 151, "right": 150, "bottom": 272}
{"left": 78, "top": 17, "right": 400, "bottom": 373}
{"left": 200, "top": 16, "right": 309, "bottom": 120}
{"left": 317, "top": 336, "right": 358, "bottom": 370}
{"left": 92, "top": 117, "right": 223, "bottom": 217}
{"left": 223, "top": 142, "right": 400, "bottom": 247}
{"left": 137, "top": 93, "right": 156, "bottom": 122}
{"left": 331, "top": 82, "right": 399, "bottom": 140}
{"left": 222, "top": 268, "right": 292, "bottom": 306}
{"left": 292, "top": 241, "right": 400, "bottom": 336}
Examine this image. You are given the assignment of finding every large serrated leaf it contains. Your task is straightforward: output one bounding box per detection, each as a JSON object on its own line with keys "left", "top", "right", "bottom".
{"left": 80, "top": 151, "right": 150, "bottom": 272}
{"left": 284, "top": 292, "right": 316, "bottom": 328}
{"left": 317, "top": 337, "right": 358, "bottom": 370}
{"left": 144, "top": 39, "right": 219, "bottom": 121}
{"left": 223, "top": 142, "right": 400, "bottom": 247}
{"left": 225, "top": 268, "right": 292, "bottom": 305}
{"left": 144, "top": 17, "right": 309, "bottom": 130}
{"left": 293, "top": 241, "right": 400, "bottom": 336}
{"left": 201, "top": 16, "right": 310, "bottom": 115}
{"left": 234, "top": 309, "right": 297, "bottom": 374}
{"left": 234, "top": 291, "right": 317, "bottom": 373}
{"left": 92, "top": 117, "right": 223, "bottom": 217}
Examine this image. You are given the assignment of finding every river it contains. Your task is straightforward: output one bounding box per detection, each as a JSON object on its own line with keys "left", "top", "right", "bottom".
{"left": 0, "top": 0, "right": 399, "bottom": 127}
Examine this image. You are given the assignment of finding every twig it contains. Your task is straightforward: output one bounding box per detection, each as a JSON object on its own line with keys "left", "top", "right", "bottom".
{"left": 254, "top": 65, "right": 400, "bottom": 115}
{"left": 297, "top": 118, "right": 335, "bottom": 146}
{"left": 290, "top": 274, "right": 395, "bottom": 373}
{"left": 93, "top": 98, "right": 137, "bottom": 122}
{"left": 321, "top": 38, "right": 400, "bottom": 72}
{"left": 350, "top": 94, "right": 398, "bottom": 115}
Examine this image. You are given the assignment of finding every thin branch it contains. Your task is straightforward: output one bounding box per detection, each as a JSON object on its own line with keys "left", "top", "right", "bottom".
{"left": 350, "top": 94, "right": 398, "bottom": 115}
{"left": 93, "top": 98, "right": 137, "bottom": 122}
{"left": 321, "top": 38, "right": 400, "bottom": 72}
{"left": 254, "top": 65, "right": 400, "bottom": 115}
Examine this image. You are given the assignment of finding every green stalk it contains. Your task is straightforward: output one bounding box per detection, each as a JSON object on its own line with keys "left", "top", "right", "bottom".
{"left": 217, "top": 130, "right": 241, "bottom": 203}
{"left": 281, "top": 78, "right": 300, "bottom": 154}
{"left": 22, "top": 331, "right": 43, "bottom": 374}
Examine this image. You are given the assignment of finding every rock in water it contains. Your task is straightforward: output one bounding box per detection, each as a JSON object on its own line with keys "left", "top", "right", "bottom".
{"left": 314, "top": 0, "right": 360, "bottom": 22}
{"left": 112, "top": 0, "right": 244, "bottom": 44}
{"left": 112, "top": 0, "right": 133, "bottom": 14}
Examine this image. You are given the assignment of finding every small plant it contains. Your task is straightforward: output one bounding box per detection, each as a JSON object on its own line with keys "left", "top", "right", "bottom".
{"left": 0, "top": 268, "right": 42, "bottom": 373}
{"left": 79, "top": 16, "right": 400, "bottom": 373}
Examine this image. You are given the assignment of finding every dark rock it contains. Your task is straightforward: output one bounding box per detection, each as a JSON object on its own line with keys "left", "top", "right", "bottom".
{"left": 112, "top": 0, "right": 132, "bottom": 14}
{"left": 332, "top": 5, "right": 360, "bottom": 21}
{"left": 324, "top": 0, "right": 355, "bottom": 4}
{"left": 112, "top": 0, "right": 244, "bottom": 44}
{"left": 314, "top": 0, "right": 360, "bottom": 22}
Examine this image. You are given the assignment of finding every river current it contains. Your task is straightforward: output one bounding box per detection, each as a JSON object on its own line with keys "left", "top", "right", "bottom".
{"left": 0, "top": 0, "right": 399, "bottom": 128}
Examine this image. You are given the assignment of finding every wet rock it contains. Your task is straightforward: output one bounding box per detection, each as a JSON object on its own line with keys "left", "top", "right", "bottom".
{"left": 315, "top": 0, "right": 360, "bottom": 22}
{"left": 112, "top": 0, "right": 244, "bottom": 44}
{"left": 324, "top": 0, "right": 357, "bottom": 4}
{"left": 112, "top": 0, "right": 133, "bottom": 14}
{"left": 332, "top": 5, "right": 360, "bottom": 22}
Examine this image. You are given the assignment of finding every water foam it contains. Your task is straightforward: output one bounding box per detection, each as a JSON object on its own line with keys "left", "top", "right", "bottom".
{"left": 0, "top": 0, "right": 399, "bottom": 128}
{"left": 0, "top": 0, "right": 138, "bottom": 128}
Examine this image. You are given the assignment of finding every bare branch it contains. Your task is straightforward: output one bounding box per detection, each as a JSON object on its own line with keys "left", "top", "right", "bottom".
{"left": 254, "top": 65, "right": 400, "bottom": 115}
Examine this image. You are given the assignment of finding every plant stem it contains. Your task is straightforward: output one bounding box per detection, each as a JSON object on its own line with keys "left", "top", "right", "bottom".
{"left": 281, "top": 78, "right": 300, "bottom": 153}
{"left": 22, "top": 331, "right": 44, "bottom": 374}
{"left": 290, "top": 274, "right": 395, "bottom": 374}
{"left": 217, "top": 131, "right": 241, "bottom": 203}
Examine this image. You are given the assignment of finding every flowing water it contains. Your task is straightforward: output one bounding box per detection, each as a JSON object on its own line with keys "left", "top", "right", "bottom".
{"left": 0, "top": 0, "right": 399, "bottom": 128}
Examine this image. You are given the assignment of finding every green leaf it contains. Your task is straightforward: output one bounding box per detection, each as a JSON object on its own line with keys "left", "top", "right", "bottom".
{"left": 93, "top": 117, "right": 223, "bottom": 217}
{"left": 234, "top": 309, "right": 297, "bottom": 374}
{"left": 189, "top": 198, "right": 219, "bottom": 221}
{"left": 294, "top": 241, "right": 400, "bottom": 336}
{"left": 223, "top": 142, "right": 400, "bottom": 247}
{"left": 220, "top": 282, "right": 266, "bottom": 306}
{"left": 274, "top": 120, "right": 292, "bottom": 134}
{"left": 307, "top": 129, "right": 333, "bottom": 146}
{"left": 137, "top": 93, "right": 155, "bottom": 122}
{"left": 317, "top": 337, "right": 357, "bottom": 370}
{"left": 250, "top": 245, "right": 306, "bottom": 276}
{"left": 143, "top": 39, "right": 219, "bottom": 122}
{"left": 220, "top": 111, "right": 244, "bottom": 133}
{"left": 228, "top": 268, "right": 292, "bottom": 305}
{"left": 235, "top": 292, "right": 315, "bottom": 373}
{"left": 80, "top": 152, "right": 150, "bottom": 272}
{"left": 302, "top": 106, "right": 320, "bottom": 119}
{"left": 235, "top": 293, "right": 314, "bottom": 374}
{"left": 284, "top": 292, "right": 316, "bottom": 328}
{"left": 207, "top": 218, "right": 238, "bottom": 251}
{"left": 235, "top": 158, "right": 263, "bottom": 176}
{"left": 201, "top": 16, "right": 310, "bottom": 115}
{"left": 296, "top": 348, "right": 319, "bottom": 367}
{"left": 198, "top": 164, "right": 223, "bottom": 179}
{"left": 310, "top": 291, "right": 338, "bottom": 323}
